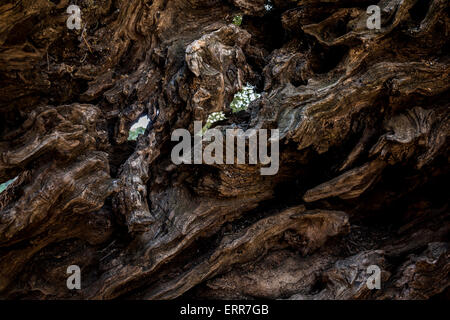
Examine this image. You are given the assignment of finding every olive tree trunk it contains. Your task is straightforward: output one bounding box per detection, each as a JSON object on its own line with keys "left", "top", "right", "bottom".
{"left": 0, "top": 0, "right": 448, "bottom": 299}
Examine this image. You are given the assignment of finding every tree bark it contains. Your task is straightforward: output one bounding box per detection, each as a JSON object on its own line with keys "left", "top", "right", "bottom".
{"left": 0, "top": 0, "right": 448, "bottom": 299}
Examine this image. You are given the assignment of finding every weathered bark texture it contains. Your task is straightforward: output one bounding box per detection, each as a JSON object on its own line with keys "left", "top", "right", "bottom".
{"left": 0, "top": 0, "right": 449, "bottom": 299}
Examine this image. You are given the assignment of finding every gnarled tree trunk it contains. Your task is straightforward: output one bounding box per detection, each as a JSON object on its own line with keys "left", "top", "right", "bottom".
{"left": 0, "top": 0, "right": 448, "bottom": 299}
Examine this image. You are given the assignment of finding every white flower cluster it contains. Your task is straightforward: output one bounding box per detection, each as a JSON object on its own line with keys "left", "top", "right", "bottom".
{"left": 230, "top": 84, "right": 261, "bottom": 113}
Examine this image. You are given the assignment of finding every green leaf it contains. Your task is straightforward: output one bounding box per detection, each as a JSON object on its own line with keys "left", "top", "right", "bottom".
{"left": 233, "top": 15, "right": 243, "bottom": 26}
{"left": 0, "top": 178, "right": 16, "bottom": 194}
{"left": 128, "top": 127, "right": 146, "bottom": 141}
